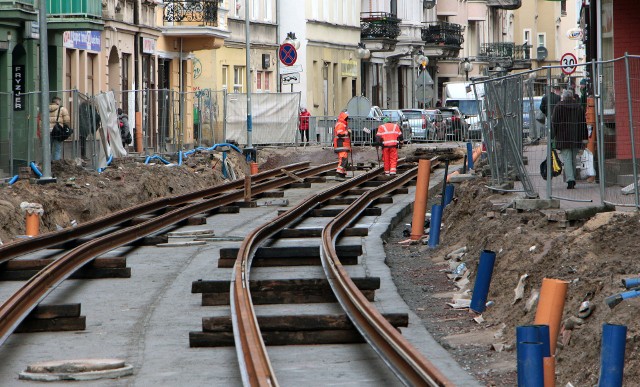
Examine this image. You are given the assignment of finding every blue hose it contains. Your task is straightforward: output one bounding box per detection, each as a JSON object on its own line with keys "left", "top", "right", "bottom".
{"left": 30, "top": 162, "right": 42, "bottom": 177}
{"left": 470, "top": 250, "right": 496, "bottom": 313}
{"left": 8, "top": 175, "right": 18, "bottom": 185}
{"left": 622, "top": 277, "right": 640, "bottom": 289}
{"left": 517, "top": 342, "right": 544, "bottom": 387}
{"left": 428, "top": 204, "right": 443, "bottom": 248}
{"left": 598, "top": 324, "right": 627, "bottom": 387}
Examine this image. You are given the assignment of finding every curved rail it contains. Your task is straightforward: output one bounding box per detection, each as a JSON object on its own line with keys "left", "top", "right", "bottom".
{"left": 0, "top": 163, "right": 335, "bottom": 347}
{"left": 231, "top": 167, "right": 385, "bottom": 386}
{"left": 0, "top": 162, "right": 311, "bottom": 263}
{"left": 320, "top": 166, "right": 453, "bottom": 386}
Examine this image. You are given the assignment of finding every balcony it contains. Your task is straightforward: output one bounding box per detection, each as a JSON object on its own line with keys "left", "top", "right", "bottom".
{"left": 47, "top": 0, "right": 103, "bottom": 31}
{"left": 162, "top": 0, "right": 229, "bottom": 51}
{"left": 421, "top": 21, "right": 463, "bottom": 59}
{"left": 0, "top": 0, "right": 37, "bottom": 22}
{"left": 486, "top": 0, "right": 522, "bottom": 10}
{"left": 360, "top": 12, "right": 401, "bottom": 52}
{"left": 476, "top": 42, "right": 532, "bottom": 70}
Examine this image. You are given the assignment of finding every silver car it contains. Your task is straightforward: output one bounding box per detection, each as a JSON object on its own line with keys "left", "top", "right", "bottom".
{"left": 381, "top": 109, "right": 412, "bottom": 142}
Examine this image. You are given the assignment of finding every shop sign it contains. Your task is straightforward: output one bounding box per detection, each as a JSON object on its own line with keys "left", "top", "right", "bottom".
{"left": 341, "top": 60, "right": 358, "bottom": 77}
{"left": 142, "top": 38, "right": 156, "bottom": 54}
{"left": 63, "top": 31, "right": 102, "bottom": 52}
{"left": 13, "top": 65, "right": 25, "bottom": 111}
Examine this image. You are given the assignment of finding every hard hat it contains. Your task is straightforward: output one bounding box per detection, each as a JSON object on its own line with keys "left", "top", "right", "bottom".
{"left": 382, "top": 117, "right": 390, "bottom": 123}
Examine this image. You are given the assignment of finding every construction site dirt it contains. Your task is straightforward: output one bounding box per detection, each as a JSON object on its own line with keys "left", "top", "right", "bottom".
{"left": 1, "top": 144, "right": 638, "bottom": 386}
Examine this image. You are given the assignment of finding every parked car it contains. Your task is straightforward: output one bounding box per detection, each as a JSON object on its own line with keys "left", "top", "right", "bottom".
{"left": 381, "top": 109, "right": 412, "bottom": 141}
{"left": 522, "top": 96, "right": 544, "bottom": 140}
{"left": 438, "top": 106, "right": 468, "bottom": 141}
{"left": 401, "top": 109, "right": 428, "bottom": 141}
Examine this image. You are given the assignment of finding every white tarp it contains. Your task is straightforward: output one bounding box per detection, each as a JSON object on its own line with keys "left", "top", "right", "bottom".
{"left": 94, "top": 91, "right": 126, "bottom": 169}
{"left": 226, "top": 93, "right": 300, "bottom": 145}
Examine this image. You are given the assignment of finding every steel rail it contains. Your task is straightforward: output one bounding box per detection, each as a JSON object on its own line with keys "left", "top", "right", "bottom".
{"left": 320, "top": 166, "right": 453, "bottom": 387}
{"left": 0, "top": 162, "right": 310, "bottom": 263}
{"left": 231, "top": 166, "right": 387, "bottom": 386}
{"left": 0, "top": 162, "right": 334, "bottom": 347}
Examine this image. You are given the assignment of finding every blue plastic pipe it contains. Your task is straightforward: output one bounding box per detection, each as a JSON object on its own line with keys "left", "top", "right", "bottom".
{"left": 444, "top": 184, "right": 455, "bottom": 206}
{"left": 598, "top": 324, "right": 627, "bottom": 387}
{"left": 470, "top": 250, "right": 497, "bottom": 313}
{"left": 517, "top": 325, "right": 551, "bottom": 358}
{"left": 467, "top": 142, "right": 474, "bottom": 170}
{"left": 178, "top": 151, "right": 183, "bottom": 166}
{"left": 517, "top": 342, "right": 544, "bottom": 387}
{"left": 8, "top": 175, "right": 19, "bottom": 185}
{"left": 622, "top": 277, "right": 640, "bottom": 289}
{"left": 30, "top": 162, "right": 42, "bottom": 177}
{"left": 428, "top": 204, "right": 443, "bottom": 248}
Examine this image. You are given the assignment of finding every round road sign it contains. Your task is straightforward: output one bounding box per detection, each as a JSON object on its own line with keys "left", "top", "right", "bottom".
{"left": 279, "top": 43, "right": 297, "bottom": 66}
{"left": 560, "top": 52, "right": 577, "bottom": 75}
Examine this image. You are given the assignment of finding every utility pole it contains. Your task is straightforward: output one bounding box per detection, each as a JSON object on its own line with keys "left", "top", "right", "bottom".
{"left": 244, "top": 1, "right": 255, "bottom": 162}
{"left": 39, "top": 0, "right": 54, "bottom": 181}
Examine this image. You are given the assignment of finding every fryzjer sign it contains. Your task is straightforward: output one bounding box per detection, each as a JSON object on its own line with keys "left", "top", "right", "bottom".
{"left": 63, "top": 31, "right": 101, "bottom": 52}
{"left": 13, "top": 65, "right": 24, "bottom": 111}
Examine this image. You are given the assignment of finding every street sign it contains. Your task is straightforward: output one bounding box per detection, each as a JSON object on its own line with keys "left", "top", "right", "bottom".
{"left": 279, "top": 64, "right": 303, "bottom": 75}
{"left": 281, "top": 72, "right": 300, "bottom": 85}
{"left": 560, "top": 52, "right": 577, "bottom": 75}
{"left": 278, "top": 43, "right": 297, "bottom": 66}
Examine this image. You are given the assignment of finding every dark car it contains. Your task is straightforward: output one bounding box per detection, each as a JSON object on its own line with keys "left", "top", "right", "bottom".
{"left": 438, "top": 106, "right": 468, "bottom": 141}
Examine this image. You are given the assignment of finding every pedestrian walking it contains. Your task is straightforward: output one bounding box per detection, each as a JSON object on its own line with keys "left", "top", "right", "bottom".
{"left": 540, "top": 84, "right": 562, "bottom": 119}
{"left": 333, "top": 111, "right": 351, "bottom": 178}
{"left": 551, "top": 89, "right": 588, "bottom": 189}
{"left": 49, "top": 96, "right": 71, "bottom": 161}
{"left": 375, "top": 117, "right": 403, "bottom": 175}
{"left": 298, "top": 107, "right": 311, "bottom": 144}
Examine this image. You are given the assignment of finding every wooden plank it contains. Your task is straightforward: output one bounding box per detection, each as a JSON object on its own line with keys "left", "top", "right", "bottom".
{"left": 326, "top": 198, "right": 355, "bottom": 205}
{"left": 202, "top": 289, "right": 375, "bottom": 306}
{"left": 15, "top": 316, "right": 86, "bottom": 333}
{"left": 202, "top": 313, "right": 408, "bottom": 332}
{"left": 304, "top": 176, "right": 326, "bottom": 183}
{"left": 217, "top": 256, "right": 358, "bottom": 268}
{"left": 180, "top": 214, "right": 208, "bottom": 225}
{"left": 392, "top": 187, "right": 409, "bottom": 195}
{"left": 71, "top": 267, "right": 131, "bottom": 279}
{"left": 219, "top": 245, "right": 362, "bottom": 259}
{"left": 193, "top": 277, "right": 380, "bottom": 293}
{"left": 89, "top": 257, "right": 127, "bottom": 269}
{"left": 373, "top": 196, "right": 393, "bottom": 204}
{"left": 284, "top": 182, "right": 312, "bottom": 189}
{"left": 311, "top": 207, "right": 381, "bottom": 217}
{"left": 361, "top": 181, "right": 385, "bottom": 187}
{"left": 256, "top": 191, "right": 285, "bottom": 198}
{"left": 208, "top": 206, "right": 240, "bottom": 214}
{"left": 346, "top": 189, "right": 370, "bottom": 195}
{"left": 28, "top": 304, "right": 81, "bottom": 319}
{"left": 275, "top": 227, "right": 368, "bottom": 238}
{"left": 233, "top": 201, "right": 257, "bottom": 208}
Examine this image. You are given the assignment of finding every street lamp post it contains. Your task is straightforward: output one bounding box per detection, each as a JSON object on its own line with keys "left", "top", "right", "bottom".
{"left": 355, "top": 43, "right": 370, "bottom": 97}
{"left": 462, "top": 58, "right": 473, "bottom": 81}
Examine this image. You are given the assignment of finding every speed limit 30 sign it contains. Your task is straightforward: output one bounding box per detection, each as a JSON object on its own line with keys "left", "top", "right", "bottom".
{"left": 560, "top": 53, "right": 577, "bottom": 75}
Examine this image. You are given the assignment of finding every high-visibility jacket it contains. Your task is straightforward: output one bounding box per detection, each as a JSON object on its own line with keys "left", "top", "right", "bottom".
{"left": 333, "top": 112, "right": 351, "bottom": 152}
{"left": 375, "top": 122, "right": 403, "bottom": 148}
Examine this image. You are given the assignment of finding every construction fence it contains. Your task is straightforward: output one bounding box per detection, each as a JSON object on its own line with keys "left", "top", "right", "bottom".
{"left": 476, "top": 54, "right": 640, "bottom": 208}
{"left": 0, "top": 89, "right": 302, "bottom": 177}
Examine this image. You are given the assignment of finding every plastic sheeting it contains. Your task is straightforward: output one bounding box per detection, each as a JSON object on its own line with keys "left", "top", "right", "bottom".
{"left": 94, "top": 91, "right": 127, "bottom": 169}
{"left": 225, "top": 93, "right": 300, "bottom": 145}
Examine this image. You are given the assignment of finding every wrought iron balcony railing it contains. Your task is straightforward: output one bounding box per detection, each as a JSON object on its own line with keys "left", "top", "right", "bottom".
{"left": 360, "top": 12, "right": 401, "bottom": 40}
{"left": 477, "top": 42, "right": 532, "bottom": 62}
{"left": 164, "top": 0, "right": 220, "bottom": 26}
{"left": 421, "top": 21, "right": 464, "bottom": 48}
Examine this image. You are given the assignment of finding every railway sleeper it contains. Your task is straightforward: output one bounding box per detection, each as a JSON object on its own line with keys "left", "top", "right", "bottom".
{"left": 274, "top": 227, "right": 369, "bottom": 238}
{"left": 326, "top": 196, "right": 393, "bottom": 205}
{"left": 311, "top": 207, "right": 382, "bottom": 217}
{"left": 192, "top": 277, "right": 380, "bottom": 306}
{"left": 15, "top": 303, "right": 86, "bottom": 334}
{"left": 217, "top": 245, "right": 362, "bottom": 268}
{"left": 256, "top": 191, "right": 285, "bottom": 198}
{"left": 0, "top": 257, "right": 130, "bottom": 281}
{"left": 189, "top": 313, "right": 408, "bottom": 347}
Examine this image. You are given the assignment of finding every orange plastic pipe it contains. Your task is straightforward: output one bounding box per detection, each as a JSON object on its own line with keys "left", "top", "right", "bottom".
{"left": 543, "top": 356, "right": 556, "bottom": 387}
{"left": 250, "top": 162, "right": 259, "bottom": 175}
{"left": 472, "top": 144, "right": 483, "bottom": 163}
{"left": 135, "top": 112, "right": 143, "bottom": 153}
{"left": 534, "top": 278, "right": 569, "bottom": 355}
{"left": 446, "top": 170, "right": 459, "bottom": 182}
{"left": 410, "top": 159, "right": 431, "bottom": 240}
{"left": 25, "top": 213, "right": 40, "bottom": 236}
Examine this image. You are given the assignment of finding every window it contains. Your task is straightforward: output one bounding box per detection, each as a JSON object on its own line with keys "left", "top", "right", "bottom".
{"left": 234, "top": 0, "right": 241, "bottom": 17}
{"left": 252, "top": 0, "right": 259, "bottom": 20}
{"left": 264, "top": 0, "right": 272, "bottom": 21}
{"left": 233, "top": 66, "right": 245, "bottom": 93}
{"left": 265, "top": 72, "right": 270, "bottom": 91}
{"left": 222, "top": 65, "right": 229, "bottom": 90}
{"left": 561, "top": 0, "right": 567, "bottom": 17}
{"left": 257, "top": 71, "right": 263, "bottom": 90}
{"left": 87, "top": 53, "right": 96, "bottom": 95}
{"left": 537, "top": 33, "right": 546, "bottom": 48}
{"left": 523, "top": 29, "right": 531, "bottom": 59}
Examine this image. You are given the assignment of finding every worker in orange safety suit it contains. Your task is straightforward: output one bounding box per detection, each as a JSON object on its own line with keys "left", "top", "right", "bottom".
{"left": 375, "top": 117, "right": 403, "bottom": 175}
{"left": 333, "top": 111, "right": 351, "bottom": 178}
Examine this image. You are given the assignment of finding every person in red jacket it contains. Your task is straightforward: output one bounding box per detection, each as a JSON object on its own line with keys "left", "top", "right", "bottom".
{"left": 375, "top": 117, "right": 403, "bottom": 175}
{"left": 298, "top": 107, "right": 311, "bottom": 144}
{"left": 333, "top": 111, "right": 351, "bottom": 178}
